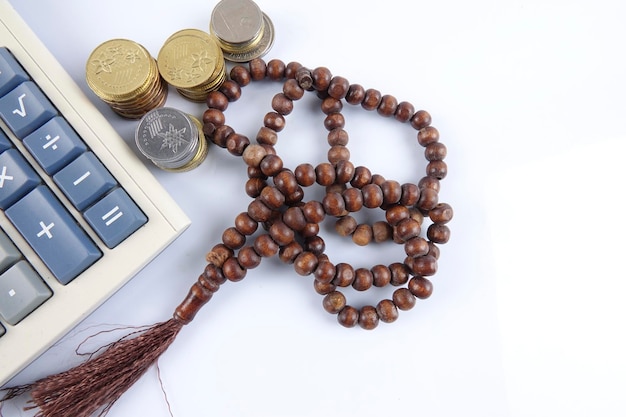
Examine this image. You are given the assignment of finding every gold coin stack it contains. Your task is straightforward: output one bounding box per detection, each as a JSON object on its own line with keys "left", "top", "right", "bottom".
{"left": 85, "top": 39, "right": 167, "bottom": 119}
{"left": 157, "top": 29, "right": 226, "bottom": 102}
{"left": 209, "top": 0, "right": 275, "bottom": 62}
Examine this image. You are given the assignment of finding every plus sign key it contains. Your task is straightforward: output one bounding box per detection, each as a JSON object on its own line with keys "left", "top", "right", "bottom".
{"left": 6, "top": 185, "right": 101, "bottom": 285}
{"left": 0, "top": 148, "right": 40, "bottom": 209}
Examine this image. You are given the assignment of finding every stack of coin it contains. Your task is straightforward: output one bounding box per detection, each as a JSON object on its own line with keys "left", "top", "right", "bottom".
{"left": 209, "top": 0, "right": 275, "bottom": 62}
{"left": 86, "top": 39, "right": 167, "bottom": 119}
{"left": 157, "top": 29, "right": 226, "bottom": 102}
{"left": 135, "top": 107, "right": 209, "bottom": 172}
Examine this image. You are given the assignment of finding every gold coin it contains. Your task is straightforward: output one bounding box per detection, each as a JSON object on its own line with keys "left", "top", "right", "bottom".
{"left": 86, "top": 39, "right": 155, "bottom": 102}
{"left": 157, "top": 30, "right": 222, "bottom": 90}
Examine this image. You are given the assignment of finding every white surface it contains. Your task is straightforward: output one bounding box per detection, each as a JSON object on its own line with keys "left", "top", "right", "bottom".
{"left": 4, "top": 0, "right": 626, "bottom": 416}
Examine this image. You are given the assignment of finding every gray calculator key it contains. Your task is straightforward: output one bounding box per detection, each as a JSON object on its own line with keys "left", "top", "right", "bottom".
{"left": 0, "top": 80, "right": 57, "bottom": 138}
{"left": 0, "top": 148, "right": 41, "bottom": 209}
{"left": 0, "top": 130, "right": 12, "bottom": 153}
{"left": 0, "top": 230, "right": 21, "bottom": 273}
{"left": 0, "top": 47, "right": 30, "bottom": 97}
{"left": 0, "top": 260, "right": 52, "bottom": 325}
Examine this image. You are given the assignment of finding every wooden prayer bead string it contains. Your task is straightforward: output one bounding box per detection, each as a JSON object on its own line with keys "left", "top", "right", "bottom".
{"left": 192, "top": 58, "right": 452, "bottom": 329}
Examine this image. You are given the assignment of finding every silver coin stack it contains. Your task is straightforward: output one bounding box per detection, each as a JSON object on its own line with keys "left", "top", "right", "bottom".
{"left": 135, "top": 107, "right": 209, "bottom": 172}
{"left": 209, "top": 0, "right": 275, "bottom": 62}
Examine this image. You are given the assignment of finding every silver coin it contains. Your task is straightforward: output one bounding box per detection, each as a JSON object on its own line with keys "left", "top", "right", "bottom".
{"left": 222, "top": 12, "right": 275, "bottom": 63}
{"left": 135, "top": 107, "right": 198, "bottom": 168}
{"left": 210, "top": 0, "right": 263, "bottom": 45}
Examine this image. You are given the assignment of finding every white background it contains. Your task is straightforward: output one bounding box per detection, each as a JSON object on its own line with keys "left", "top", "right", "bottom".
{"left": 4, "top": 0, "right": 626, "bottom": 416}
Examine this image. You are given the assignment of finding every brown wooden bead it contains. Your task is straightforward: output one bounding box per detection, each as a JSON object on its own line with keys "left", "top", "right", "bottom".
{"left": 326, "top": 183, "right": 345, "bottom": 194}
{"left": 222, "top": 227, "right": 246, "bottom": 250}
{"left": 322, "top": 291, "right": 346, "bottom": 314}
{"left": 315, "top": 162, "right": 336, "bottom": 186}
{"left": 314, "top": 280, "right": 336, "bottom": 295}
{"left": 323, "top": 113, "right": 345, "bottom": 131}
{"left": 212, "top": 125, "right": 235, "bottom": 148}
{"left": 259, "top": 186, "right": 284, "bottom": 209}
{"left": 256, "top": 126, "right": 278, "bottom": 146}
{"left": 427, "top": 224, "right": 451, "bottom": 244}
{"left": 393, "top": 288, "right": 416, "bottom": 311}
{"left": 371, "top": 264, "right": 392, "bottom": 287}
{"left": 371, "top": 174, "right": 385, "bottom": 187}
{"left": 328, "top": 128, "right": 349, "bottom": 146}
{"left": 249, "top": 58, "right": 266, "bottom": 80}
{"left": 410, "top": 255, "right": 438, "bottom": 276}
{"left": 312, "top": 67, "right": 332, "bottom": 91}
{"left": 247, "top": 198, "right": 272, "bottom": 222}
{"left": 198, "top": 272, "right": 220, "bottom": 294}
{"left": 235, "top": 212, "right": 258, "bottom": 235}
{"left": 385, "top": 205, "right": 409, "bottom": 226}
{"left": 395, "top": 218, "right": 421, "bottom": 242}
{"left": 279, "top": 241, "right": 303, "bottom": 264}
{"left": 346, "top": 83, "right": 365, "bottom": 105}
{"left": 254, "top": 234, "right": 279, "bottom": 257}
{"left": 418, "top": 176, "right": 441, "bottom": 192}
{"left": 206, "top": 91, "right": 229, "bottom": 111}
{"left": 219, "top": 80, "right": 241, "bottom": 101}
{"left": 315, "top": 260, "right": 336, "bottom": 284}
{"left": 408, "top": 276, "right": 433, "bottom": 299}
{"left": 284, "top": 61, "right": 302, "bottom": 79}
{"left": 259, "top": 154, "right": 283, "bottom": 177}
{"left": 358, "top": 306, "right": 379, "bottom": 330}
{"left": 353, "top": 268, "right": 373, "bottom": 291}
{"left": 372, "top": 221, "right": 393, "bottom": 242}
{"left": 342, "top": 188, "right": 363, "bottom": 212}
{"left": 321, "top": 97, "right": 343, "bottom": 114}
{"left": 203, "top": 122, "right": 216, "bottom": 136}
{"left": 381, "top": 180, "right": 402, "bottom": 205}
{"left": 283, "top": 206, "right": 307, "bottom": 231}
{"left": 427, "top": 160, "right": 448, "bottom": 179}
{"left": 238, "top": 246, "right": 262, "bottom": 269}
{"left": 405, "top": 237, "right": 430, "bottom": 257}
{"left": 351, "top": 166, "right": 372, "bottom": 188}
{"left": 428, "top": 242, "right": 440, "bottom": 260}
{"left": 271, "top": 93, "right": 294, "bottom": 116}
{"left": 410, "top": 110, "right": 432, "bottom": 130}
{"left": 417, "top": 187, "right": 439, "bottom": 211}
{"left": 226, "top": 133, "right": 249, "bottom": 156}
{"left": 266, "top": 58, "right": 285, "bottom": 80}
{"left": 273, "top": 169, "right": 298, "bottom": 195}
{"left": 335, "top": 160, "right": 355, "bottom": 184}
{"left": 230, "top": 65, "right": 251, "bottom": 86}
{"left": 338, "top": 305, "right": 359, "bottom": 328}
{"left": 361, "top": 183, "right": 383, "bottom": 208}
{"left": 264, "top": 112, "right": 286, "bottom": 132}
{"left": 333, "top": 263, "right": 355, "bottom": 287}
{"left": 376, "top": 299, "right": 399, "bottom": 323}
{"left": 294, "top": 163, "right": 316, "bottom": 186}
{"left": 222, "top": 257, "right": 246, "bottom": 282}
{"left": 395, "top": 101, "right": 415, "bottom": 123}
{"left": 283, "top": 78, "right": 305, "bottom": 100}
{"left": 377, "top": 94, "right": 398, "bottom": 117}
{"left": 302, "top": 200, "right": 325, "bottom": 223}
{"left": 327, "top": 76, "right": 350, "bottom": 99}
{"left": 417, "top": 126, "right": 440, "bottom": 147}
{"left": 400, "top": 183, "right": 420, "bottom": 206}
{"left": 203, "top": 108, "right": 225, "bottom": 127}
{"left": 304, "top": 235, "right": 325, "bottom": 255}
{"left": 430, "top": 203, "right": 454, "bottom": 224}
{"left": 352, "top": 224, "right": 373, "bottom": 246}
{"left": 409, "top": 208, "right": 424, "bottom": 225}
{"left": 203, "top": 263, "right": 227, "bottom": 285}
{"left": 242, "top": 144, "right": 268, "bottom": 168}
{"left": 294, "top": 251, "right": 318, "bottom": 275}
{"left": 389, "top": 262, "right": 410, "bottom": 286}
{"left": 327, "top": 145, "right": 350, "bottom": 165}
{"left": 362, "top": 88, "right": 382, "bottom": 111}
{"left": 269, "top": 221, "right": 295, "bottom": 246}
{"left": 322, "top": 192, "right": 346, "bottom": 216}
{"left": 335, "top": 216, "right": 357, "bottom": 236}
{"left": 245, "top": 177, "right": 266, "bottom": 198}
{"left": 425, "top": 142, "right": 447, "bottom": 161}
